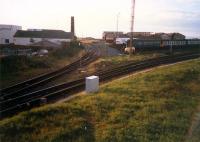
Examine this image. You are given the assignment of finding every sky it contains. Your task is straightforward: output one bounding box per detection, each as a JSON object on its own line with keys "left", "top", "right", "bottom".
{"left": 1, "top": 0, "right": 200, "bottom": 38}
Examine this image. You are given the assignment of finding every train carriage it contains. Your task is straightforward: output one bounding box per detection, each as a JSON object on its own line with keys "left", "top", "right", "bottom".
{"left": 117, "top": 39, "right": 200, "bottom": 53}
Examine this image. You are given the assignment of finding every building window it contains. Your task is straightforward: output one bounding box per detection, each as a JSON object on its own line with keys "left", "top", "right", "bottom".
{"left": 5, "top": 39, "right": 9, "bottom": 44}
{"left": 30, "top": 38, "right": 35, "bottom": 43}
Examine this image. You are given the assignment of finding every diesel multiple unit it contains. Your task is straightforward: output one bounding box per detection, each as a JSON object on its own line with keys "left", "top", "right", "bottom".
{"left": 120, "top": 39, "right": 200, "bottom": 51}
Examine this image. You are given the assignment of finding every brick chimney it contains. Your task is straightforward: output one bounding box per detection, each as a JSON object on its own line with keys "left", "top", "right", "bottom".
{"left": 71, "top": 16, "right": 75, "bottom": 38}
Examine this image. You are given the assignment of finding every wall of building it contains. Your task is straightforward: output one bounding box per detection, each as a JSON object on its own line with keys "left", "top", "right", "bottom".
{"left": 48, "top": 38, "right": 71, "bottom": 44}
{"left": 116, "top": 38, "right": 129, "bottom": 45}
{"left": 102, "top": 32, "right": 123, "bottom": 41}
{"left": 0, "top": 25, "right": 22, "bottom": 44}
{"left": 14, "top": 37, "right": 71, "bottom": 46}
{"left": 14, "top": 38, "right": 41, "bottom": 45}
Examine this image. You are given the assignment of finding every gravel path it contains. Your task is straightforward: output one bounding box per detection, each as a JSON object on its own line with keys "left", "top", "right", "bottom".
{"left": 185, "top": 104, "right": 200, "bottom": 142}
{"left": 85, "top": 42, "right": 122, "bottom": 57}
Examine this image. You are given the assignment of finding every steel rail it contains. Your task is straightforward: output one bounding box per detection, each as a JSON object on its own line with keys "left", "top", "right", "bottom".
{"left": 0, "top": 52, "right": 94, "bottom": 96}
{"left": 0, "top": 52, "right": 98, "bottom": 100}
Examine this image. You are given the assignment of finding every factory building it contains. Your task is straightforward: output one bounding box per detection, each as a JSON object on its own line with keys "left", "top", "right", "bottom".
{"left": 14, "top": 16, "right": 75, "bottom": 47}
{"left": 103, "top": 31, "right": 186, "bottom": 45}
{"left": 0, "top": 24, "right": 22, "bottom": 44}
{"left": 127, "top": 32, "right": 153, "bottom": 37}
{"left": 14, "top": 29, "right": 73, "bottom": 47}
{"left": 103, "top": 31, "right": 154, "bottom": 43}
{"left": 102, "top": 31, "right": 124, "bottom": 43}
{"left": 0, "top": 16, "right": 75, "bottom": 48}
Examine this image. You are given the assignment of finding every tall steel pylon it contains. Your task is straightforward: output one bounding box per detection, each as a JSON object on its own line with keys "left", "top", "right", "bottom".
{"left": 130, "top": 0, "right": 135, "bottom": 47}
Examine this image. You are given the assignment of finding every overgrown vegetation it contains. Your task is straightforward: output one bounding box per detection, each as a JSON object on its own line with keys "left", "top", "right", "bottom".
{"left": 0, "top": 56, "right": 52, "bottom": 74}
{"left": 0, "top": 59, "right": 200, "bottom": 142}
{"left": 51, "top": 42, "right": 84, "bottom": 59}
{"left": 0, "top": 42, "right": 83, "bottom": 88}
{"left": 100, "top": 52, "right": 165, "bottom": 65}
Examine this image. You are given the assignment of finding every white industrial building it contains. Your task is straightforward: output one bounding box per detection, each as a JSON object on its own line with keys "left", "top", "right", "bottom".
{"left": 0, "top": 24, "right": 22, "bottom": 44}
{"left": 115, "top": 38, "right": 130, "bottom": 45}
{"left": 14, "top": 29, "right": 73, "bottom": 47}
{"left": 1, "top": 16, "right": 75, "bottom": 47}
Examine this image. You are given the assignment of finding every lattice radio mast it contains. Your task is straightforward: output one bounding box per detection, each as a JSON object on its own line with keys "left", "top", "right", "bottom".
{"left": 130, "top": 0, "right": 135, "bottom": 47}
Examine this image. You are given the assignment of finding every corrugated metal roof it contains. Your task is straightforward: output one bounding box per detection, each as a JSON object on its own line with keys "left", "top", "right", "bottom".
{"left": 14, "top": 30, "right": 73, "bottom": 39}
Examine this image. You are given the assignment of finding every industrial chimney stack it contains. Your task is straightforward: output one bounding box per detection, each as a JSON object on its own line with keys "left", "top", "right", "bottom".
{"left": 71, "top": 16, "right": 75, "bottom": 38}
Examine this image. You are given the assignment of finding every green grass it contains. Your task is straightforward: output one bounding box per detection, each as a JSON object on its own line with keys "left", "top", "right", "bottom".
{"left": 87, "top": 52, "right": 166, "bottom": 73}
{"left": 185, "top": 105, "right": 200, "bottom": 142}
{"left": 0, "top": 59, "right": 200, "bottom": 142}
{"left": 93, "top": 49, "right": 200, "bottom": 71}
{"left": 101, "top": 52, "right": 165, "bottom": 64}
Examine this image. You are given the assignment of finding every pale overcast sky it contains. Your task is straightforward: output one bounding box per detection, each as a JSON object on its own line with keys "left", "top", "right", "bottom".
{"left": 1, "top": 0, "right": 200, "bottom": 38}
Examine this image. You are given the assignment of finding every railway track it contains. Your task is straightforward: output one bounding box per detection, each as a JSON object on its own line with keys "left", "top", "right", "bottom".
{"left": 0, "top": 53, "right": 199, "bottom": 118}
{"left": 0, "top": 51, "right": 98, "bottom": 99}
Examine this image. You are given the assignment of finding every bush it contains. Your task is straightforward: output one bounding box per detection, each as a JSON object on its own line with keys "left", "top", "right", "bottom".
{"left": 51, "top": 42, "right": 83, "bottom": 59}
{"left": 0, "top": 56, "right": 51, "bottom": 75}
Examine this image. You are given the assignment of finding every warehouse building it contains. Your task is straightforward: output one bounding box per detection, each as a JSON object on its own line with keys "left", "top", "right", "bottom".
{"left": 14, "top": 16, "right": 75, "bottom": 47}
{"left": 127, "top": 32, "right": 153, "bottom": 37}
{"left": 1, "top": 16, "right": 75, "bottom": 48}
{"left": 102, "top": 31, "right": 124, "bottom": 43}
{"left": 0, "top": 24, "right": 22, "bottom": 44}
{"left": 14, "top": 29, "right": 73, "bottom": 47}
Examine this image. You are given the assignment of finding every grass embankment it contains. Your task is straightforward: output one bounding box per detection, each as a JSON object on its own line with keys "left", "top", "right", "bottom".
{"left": 1, "top": 58, "right": 200, "bottom": 142}
{"left": 0, "top": 45, "right": 83, "bottom": 88}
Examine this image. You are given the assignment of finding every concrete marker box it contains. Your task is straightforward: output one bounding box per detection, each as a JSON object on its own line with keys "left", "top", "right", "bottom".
{"left": 85, "top": 76, "right": 99, "bottom": 93}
